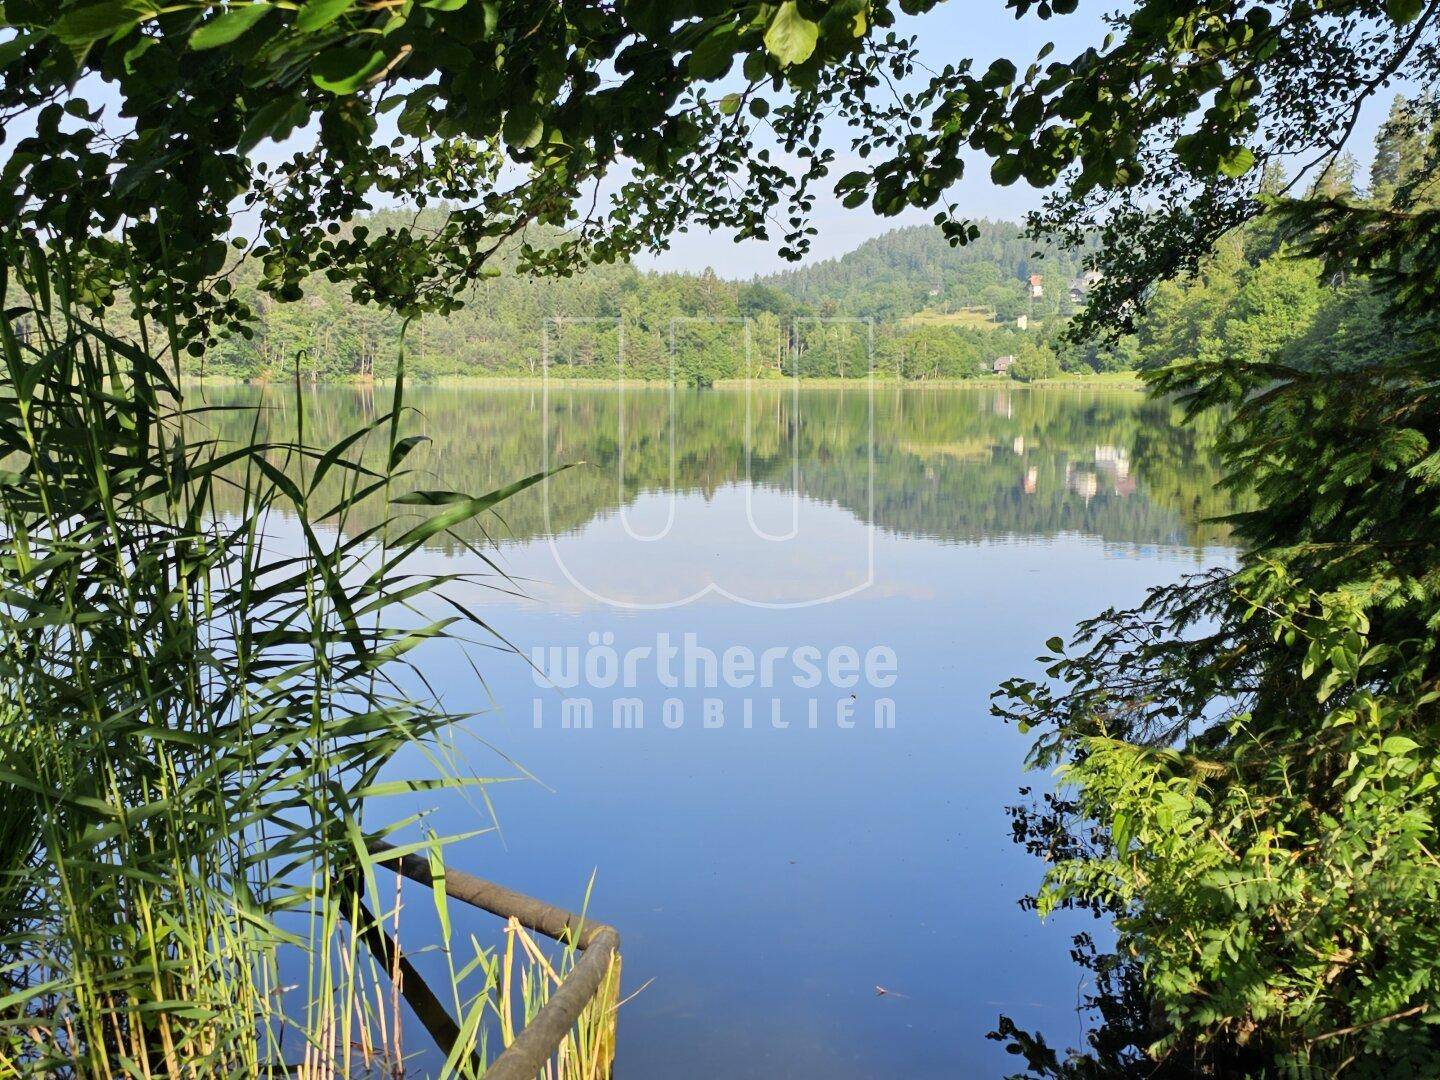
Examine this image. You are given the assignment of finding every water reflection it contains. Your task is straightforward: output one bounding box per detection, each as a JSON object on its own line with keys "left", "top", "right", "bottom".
{"left": 197, "top": 383, "right": 1231, "bottom": 552}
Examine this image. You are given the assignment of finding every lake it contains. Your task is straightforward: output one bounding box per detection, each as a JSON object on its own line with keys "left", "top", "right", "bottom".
{"left": 206, "top": 382, "right": 1233, "bottom": 1078}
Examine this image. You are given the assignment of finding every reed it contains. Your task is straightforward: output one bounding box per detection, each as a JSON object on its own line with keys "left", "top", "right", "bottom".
{"left": 0, "top": 237, "right": 614, "bottom": 1076}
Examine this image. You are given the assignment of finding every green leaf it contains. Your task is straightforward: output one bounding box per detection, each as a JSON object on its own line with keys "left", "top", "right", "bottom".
{"left": 990, "top": 154, "right": 1023, "bottom": 185}
{"left": 1045, "top": 636, "right": 1064, "bottom": 653}
{"left": 389, "top": 434, "right": 430, "bottom": 469}
{"left": 1217, "top": 145, "right": 1256, "bottom": 178}
{"left": 295, "top": 0, "right": 353, "bottom": 32}
{"left": 982, "top": 58, "right": 1017, "bottom": 87}
{"left": 0, "top": 31, "right": 35, "bottom": 67}
{"left": 311, "top": 45, "right": 388, "bottom": 93}
{"left": 1385, "top": 0, "right": 1423, "bottom": 22}
{"left": 238, "top": 94, "right": 303, "bottom": 154}
{"left": 1381, "top": 735, "right": 1421, "bottom": 755}
{"left": 688, "top": 23, "right": 737, "bottom": 80}
{"left": 121, "top": 32, "right": 157, "bottom": 70}
{"left": 190, "top": 4, "right": 272, "bottom": 50}
{"left": 391, "top": 489, "right": 470, "bottom": 506}
{"left": 764, "top": 1, "right": 818, "bottom": 67}
{"left": 718, "top": 93, "right": 741, "bottom": 116}
{"left": 54, "top": 0, "right": 151, "bottom": 46}
{"left": 389, "top": 465, "right": 573, "bottom": 554}
{"left": 502, "top": 105, "right": 543, "bottom": 149}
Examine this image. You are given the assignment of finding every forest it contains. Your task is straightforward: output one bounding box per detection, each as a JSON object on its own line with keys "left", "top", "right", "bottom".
{"left": 188, "top": 97, "right": 1430, "bottom": 387}
{"left": 1087, "top": 96, "right": 1435, "bottom": 378}
{"left": 193, "top": 216, "right": 1075, "bottom": 382}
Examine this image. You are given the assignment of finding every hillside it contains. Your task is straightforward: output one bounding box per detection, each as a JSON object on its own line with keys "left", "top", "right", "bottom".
{"left": 189, "top": 214, "right": 1083, "bottom": 382}
{"left": 758, "top": 221, "right": 1093, "bottom": 321}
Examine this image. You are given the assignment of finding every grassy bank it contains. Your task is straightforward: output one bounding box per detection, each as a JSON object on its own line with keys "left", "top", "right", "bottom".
{"left": 192, "top": 372, "right": 1146, "bottom": 391}
{"left": 708, "top": 373, "right": 1145, "bottom": 390}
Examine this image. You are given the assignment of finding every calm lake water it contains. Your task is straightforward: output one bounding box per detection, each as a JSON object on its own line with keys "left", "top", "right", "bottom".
{"left": 209, "top": 383, "right": 1233, "bottom": 1078}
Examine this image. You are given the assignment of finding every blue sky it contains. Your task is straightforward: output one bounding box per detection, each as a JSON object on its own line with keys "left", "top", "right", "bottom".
{"left": 643, "top": 3, "right": 1113, "bottom": 276}
{"left": 642, "top": 3, "right": 1409, "bottom": 277}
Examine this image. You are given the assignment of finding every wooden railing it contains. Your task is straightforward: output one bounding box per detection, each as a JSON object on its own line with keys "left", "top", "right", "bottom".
{"left": 364, "top": 840, "right": 620, "bottom": 1079}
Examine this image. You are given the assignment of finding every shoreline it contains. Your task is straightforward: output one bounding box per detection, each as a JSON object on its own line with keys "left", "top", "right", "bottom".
{"left": 181, "top": 373, "right": 1146, "bottom": 391}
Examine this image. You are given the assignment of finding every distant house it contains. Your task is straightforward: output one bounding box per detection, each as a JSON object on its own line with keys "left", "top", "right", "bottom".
{"left": 1028, "top": 274, "right": 1044, "bottom": 298}
{"left": 1015, "top": 314, "right": 1029, "bottom": 330}
{"left": 993, "top": 354, "right": 1016, "bottom": 374}
{"left": 1069, "top": 269, "right": 1103, "bottom": 304}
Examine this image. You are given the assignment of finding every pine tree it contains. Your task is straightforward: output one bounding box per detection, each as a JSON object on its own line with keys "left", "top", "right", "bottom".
{"left": 1309, "top": 152, "right": 1358, "bottom": 200}
{"left": 1369, "top": 94, "right": 1428, "bottom": 206}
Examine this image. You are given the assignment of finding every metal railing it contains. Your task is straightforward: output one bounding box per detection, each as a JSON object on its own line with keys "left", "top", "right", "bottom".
{"left": 362, "top": 840, "right": 620, "bottom": 1080}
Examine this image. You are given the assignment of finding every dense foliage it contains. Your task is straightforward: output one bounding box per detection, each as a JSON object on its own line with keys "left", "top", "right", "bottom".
{"left": 174, "top": 163, "right": 1424, "bottom": 386}
{"left": 989, "top": 95, "right": 1440, "bottom": 1080}
{"left": 841, "top": 1, "right": 1440, "bottom": 344}
{"left": 184, "top": 214, "right": 1067, "bottom": 382}
{"left": 763, "top": 219, "right": 1090, "bottom": 319}
{"left": 164, "top": 210, "right": 1418, "bottom": 386}
{"left": 100, "top": 211, "right": 1086, "bottom": 383}
{"left": 12, "top": 0, "right": 1434, "bottom": 354}
{"left": 0, "top": 0, "right": 921, "bottom": 353}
